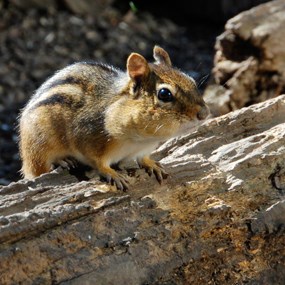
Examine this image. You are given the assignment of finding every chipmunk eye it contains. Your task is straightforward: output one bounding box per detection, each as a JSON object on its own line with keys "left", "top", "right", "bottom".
{"left": 157, "top": 88, "right": 173, "bottom": 102}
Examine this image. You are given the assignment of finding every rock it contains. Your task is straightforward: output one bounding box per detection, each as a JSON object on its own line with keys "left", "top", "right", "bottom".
{"left": 0, "top": 95, "right": 285, "bottom": 284}
{"left": 204, "top": 0, "right": 285, "bottom": 115}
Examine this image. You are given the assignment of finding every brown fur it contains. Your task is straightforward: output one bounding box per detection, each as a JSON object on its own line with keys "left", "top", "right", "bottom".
{"left": 19, "top": 46, "right": 209, "bottom": 189}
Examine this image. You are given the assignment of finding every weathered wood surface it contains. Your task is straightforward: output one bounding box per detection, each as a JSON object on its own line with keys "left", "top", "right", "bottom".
{"left": 1, "top": 95, "right": 285, "bottom": 284}
{"left": 205, "top": 0, "right": 285, "bottom": 116}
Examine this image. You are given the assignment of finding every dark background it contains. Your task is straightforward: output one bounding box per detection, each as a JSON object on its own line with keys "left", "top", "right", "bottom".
{"left": 0, "top": 0, "right": 271, "bottom": 185}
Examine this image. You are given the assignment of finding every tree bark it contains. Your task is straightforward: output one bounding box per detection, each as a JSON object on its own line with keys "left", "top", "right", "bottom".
{"left": 204, "top": 0, "right": 285, "bottom": 116}
{"left": 1, "top": 95, "right": 285, "bottom": 285}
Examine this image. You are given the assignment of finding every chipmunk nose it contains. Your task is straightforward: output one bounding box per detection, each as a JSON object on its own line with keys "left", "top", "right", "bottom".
{"left": 197, "top": 105, "right": 210, "bottom": 120}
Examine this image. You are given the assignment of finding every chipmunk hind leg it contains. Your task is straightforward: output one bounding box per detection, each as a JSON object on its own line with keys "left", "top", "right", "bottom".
{"left": 20, "top": 131, "right": 69, "bottom": 179}
{"left": 21, "top": 144, "right": 72, "bottom": 179}
{"left": 19, "top": 109, "right": 72, "bottom": 178}
{"left": 20, "top": 142, "right": 51, "bottom": 179}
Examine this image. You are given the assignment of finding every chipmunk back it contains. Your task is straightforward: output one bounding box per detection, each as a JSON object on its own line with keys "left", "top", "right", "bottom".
{"left": 19, "top": 46, "right": 209, "bottom": 190}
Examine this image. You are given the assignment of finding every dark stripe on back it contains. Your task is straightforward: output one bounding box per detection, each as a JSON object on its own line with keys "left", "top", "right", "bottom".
{"left": 37, "top": 63, "right": 119, "bottom": 96}
{"left": 80, "top": 61, "right": 119, "bottom": 74}
{"left": 35, "top": 76, "right": 85, "bottom": 98}
{"left": 33, "top": 93, "right": 84, "bottom": 109}
{"left": 47, "top": 76, "right": 83, "bottom": 90}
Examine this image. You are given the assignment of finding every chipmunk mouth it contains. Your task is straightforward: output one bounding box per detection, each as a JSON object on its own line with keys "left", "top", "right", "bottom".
{"left": 197, "top": 105, "right": 210, "bottom": 120}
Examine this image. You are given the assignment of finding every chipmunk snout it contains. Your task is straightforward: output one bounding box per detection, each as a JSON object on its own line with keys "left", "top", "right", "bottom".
{"left": 197, "top": 105, "right": 210, "bottom": 120}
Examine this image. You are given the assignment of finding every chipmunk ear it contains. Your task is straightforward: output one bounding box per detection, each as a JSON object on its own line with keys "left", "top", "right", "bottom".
{"left": 153, "top": 45, "right": 172, "bottom": 66}
{"left": 127, "top": 53, "right": 150, "bottom": 82}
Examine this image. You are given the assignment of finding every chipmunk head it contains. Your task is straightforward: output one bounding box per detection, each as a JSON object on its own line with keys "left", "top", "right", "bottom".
{"left": 106, "top": 46, "right": 209, "bottom": 141}
{"left": 124, "top": 46, "right": 209, "bottom": 140}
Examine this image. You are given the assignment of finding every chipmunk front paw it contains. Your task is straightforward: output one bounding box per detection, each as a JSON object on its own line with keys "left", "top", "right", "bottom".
{"left": 138, "top": 156, "right": 169, "bottom": 184}
{"left": 98, "top": 165, "right": 129, "bottom": 191}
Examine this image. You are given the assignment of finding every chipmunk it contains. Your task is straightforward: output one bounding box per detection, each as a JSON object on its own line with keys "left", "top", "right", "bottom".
{"left": 19, "top": 46, "right": 209, "bottom": 190}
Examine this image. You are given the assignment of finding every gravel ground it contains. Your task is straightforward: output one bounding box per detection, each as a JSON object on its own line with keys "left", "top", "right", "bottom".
{"left": 0, "top": 4, "right": 221, "bottom": 185}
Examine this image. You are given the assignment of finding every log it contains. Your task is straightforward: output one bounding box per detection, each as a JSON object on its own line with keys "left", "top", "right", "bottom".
{"left": 1, "top": 95, "right": 285, "bottom": 284}
{"left": 204, "top": 0, "right": 285, "bottom": 116}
